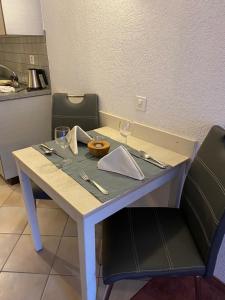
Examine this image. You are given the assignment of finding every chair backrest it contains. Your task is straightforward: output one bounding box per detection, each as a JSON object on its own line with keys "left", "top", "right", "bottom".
{"left": 181, "top": 125, "right": 225, "bottom": 276}
{"left": 52, "top": 93, "right": 99, "bottom": 138}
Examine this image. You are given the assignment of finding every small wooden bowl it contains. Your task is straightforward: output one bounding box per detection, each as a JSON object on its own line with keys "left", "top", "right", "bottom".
{"left": 87, "top": 140, "right": 110, "bottom": 157}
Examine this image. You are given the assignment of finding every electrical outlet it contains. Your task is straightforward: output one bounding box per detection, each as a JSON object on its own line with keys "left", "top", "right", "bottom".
{"left": 29, "top": 55, "right": 35, "bottom": 65}
{"left": 136, "top": 95, "right": 147, "bottom": 112}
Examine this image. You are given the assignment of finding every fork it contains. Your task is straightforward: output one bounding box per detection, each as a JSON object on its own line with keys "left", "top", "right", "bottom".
{"left": 80, "top": 170, "right": 109, "bottom": 195}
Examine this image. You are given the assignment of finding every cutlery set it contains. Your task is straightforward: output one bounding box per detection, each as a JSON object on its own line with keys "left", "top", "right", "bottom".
{"left": 39, "top": 144, "right": 109, "bottom": 195}
{"left": 131, "top": 150, "right": 168, "bottom": 169}
{"left": 39, "top": 144, "right": 64, "bottom": 159}
{"left": 39, "top": 143, "right": 168, "bottom": 195}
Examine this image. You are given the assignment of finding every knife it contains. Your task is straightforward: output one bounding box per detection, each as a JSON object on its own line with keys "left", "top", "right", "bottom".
{"left": 130, "top": 152, "right": 167, "bottom": 169}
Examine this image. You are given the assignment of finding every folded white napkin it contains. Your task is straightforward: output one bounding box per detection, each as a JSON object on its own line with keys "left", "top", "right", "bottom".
{"left": 69, "top": 126, "right": 92, "bottom": 155}
{"left": 0, "top": 85, "right": 15, "bottom": 93}
{"left": 97, "top": 145, "right": 145, "bottom": 180}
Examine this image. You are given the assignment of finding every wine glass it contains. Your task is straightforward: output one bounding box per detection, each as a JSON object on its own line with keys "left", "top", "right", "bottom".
{"left": 119, "top": 120, "right": 132, "bottom": 144}
{"left": 54, "top": 126, "right": 72, "bottom": 166}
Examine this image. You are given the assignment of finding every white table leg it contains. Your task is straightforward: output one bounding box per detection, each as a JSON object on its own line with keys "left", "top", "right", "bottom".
{"left": 77, "top": 218, "right": 96, "bottom": 300}
{"left": 17, "top": 168, "right": 42, "bottom": 251}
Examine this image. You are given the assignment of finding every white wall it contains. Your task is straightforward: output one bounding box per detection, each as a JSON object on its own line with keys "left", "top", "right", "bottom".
{"left": 41, "top": 0, "right": 225, "bottom": 282}
{"left": 41, "top": 0, "right": 225, "bottom": 142}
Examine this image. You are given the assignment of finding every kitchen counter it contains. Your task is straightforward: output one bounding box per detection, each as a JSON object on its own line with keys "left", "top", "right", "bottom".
{"left": 0, "top": 88, "right": 51, "bottom": 102}
{"left": 0, "top": 93, "right": 52, "bottom": 180}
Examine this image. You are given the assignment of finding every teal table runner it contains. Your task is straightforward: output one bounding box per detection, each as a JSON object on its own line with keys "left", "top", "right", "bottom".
{"left": 33, "top": 131, "right": 170, "bottom": 203}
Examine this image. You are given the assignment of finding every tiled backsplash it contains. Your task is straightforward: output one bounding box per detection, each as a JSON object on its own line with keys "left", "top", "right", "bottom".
{"left": 0, "top": 35, "right": 50, "bottom": 85}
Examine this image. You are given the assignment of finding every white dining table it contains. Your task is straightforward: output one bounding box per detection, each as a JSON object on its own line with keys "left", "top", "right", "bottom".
{"left": 13, "top": 126, "right": 190, "bottom": 300}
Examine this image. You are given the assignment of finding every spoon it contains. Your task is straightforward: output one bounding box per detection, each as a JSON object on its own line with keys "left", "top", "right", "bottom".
{"left": 39, "top": 146, "right": 53, "bottom": 156}
{"left": 39, "top": 145, "right": 64, "bottom": 159}
{"left": 138, "top": 150, "right": 168, "bottom": 169}
{"left": 41, "top": 148, "right": 52, "bottom": 156}
{"left": 40, "top": 144, "right": 54, "bottom": 152}
{"left": 139, "top": 151, "right": 167, "bottom": 166}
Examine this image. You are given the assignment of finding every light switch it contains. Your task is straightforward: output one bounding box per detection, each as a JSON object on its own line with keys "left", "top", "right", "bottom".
{"left": 29, "top": 55, "right": 35, "bottom": 65}
{"left": 136, "top": 95, "right": 147, "bottom": 112}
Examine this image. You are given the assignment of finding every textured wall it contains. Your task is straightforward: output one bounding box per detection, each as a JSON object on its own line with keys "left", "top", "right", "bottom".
{"left": 41, "top": 1, "right": 90, "bottom": 94}
{"left": 41, "top": 0, "right": 225, "bottom": 142}
{"left": 41, "top": 1, "right": 225, "bottom": 281}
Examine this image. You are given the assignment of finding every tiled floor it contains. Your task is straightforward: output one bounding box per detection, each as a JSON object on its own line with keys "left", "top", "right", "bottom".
{"left": 0, "top": 177, "right": 145, "bottom": 300}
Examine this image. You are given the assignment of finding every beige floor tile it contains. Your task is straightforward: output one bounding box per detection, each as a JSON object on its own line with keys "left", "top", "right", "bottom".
{"left": 23, "top": 208, "right": 68, "bottom": 236}
{"left": 63, "top": 217, "right": 78, "bottom": 237}
{"left": 0, "top": 272, "right": 48, "bottom": 300}
{"left": 36, "top": 199, "right": 60, "bottom": 209}
{"left": 3, "top": 235, "right": 60, "bottom": 274}
{"left": 97, "top": 278, "right": 147, "bottom": 300}
{"left": 2, "top": 184, "right": 24, "bottom": 207}
{"left": 5, "top": 182, "right": 20, "bottom": 190}
{"left": 0, "top": 177, "right": 5, "bottom": 185}
{"left": 0, "top": 234, "right": 20, "bottom": 270}
{"left": 50, "top": 237, "right": 79, "bottom": 276}
{"left": 0, "top": 177, "right": 12, "bottom": 187}
{"left": 51, "top": 237, "right": 101, "bottom": 276}
{"left": 63, "top": 218, "right": 102, "bottom": 239}
{"left": 0, "top": 179, "right": 14, "bottom": 206}
{"left": 0, "top": 207, "right": 27, "bottom": 233}
{"left": 41, "top": 275, "right": 81, "bottom": 300}
{"left": 0, "top": 177, "right": 18, "bottom": 190}
{"left": 11, "top": 182, "right": 20, "bottom": 189}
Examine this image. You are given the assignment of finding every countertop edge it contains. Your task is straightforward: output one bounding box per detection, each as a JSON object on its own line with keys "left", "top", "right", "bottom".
{"left": 0, "top": 89, "right": 51, "bottom": 102}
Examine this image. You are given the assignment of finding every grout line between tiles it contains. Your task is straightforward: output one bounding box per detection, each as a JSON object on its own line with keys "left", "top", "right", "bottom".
{"left": 0, "top": 233, "right": 22, "bottom": 272}
{"left": 1, "top": 270, "right": 53, "bottom": 276}
{"left": 39, "top": 214, "right": 70, "bottom": 300}
{"left": 39, "top": 274, "right": 49, "bottom": 300}
{"left": 48, "top": 214, "right": 69, "bottom": 273}
{"left": 0, "top": 233, "right": 21, "bottom": 236}
{"left": 0, "top": 188, "right": 15, "bottom": 207}
{"left": 0, "top": 181, "right": 103, "bottom": 298}
{"left": 36, "top": 206, "right": 64, "bottom": 210}
{"left": 22, "top": 233, "right": 70, "bottom": 236}
{"left": 62, "top": 216, "right": 70, "bottom": 237}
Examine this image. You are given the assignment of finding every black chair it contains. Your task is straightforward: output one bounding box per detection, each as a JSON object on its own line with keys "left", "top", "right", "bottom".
{"left": 102, "top": 125, "right": 225, "bottom": 300}
{"left": 32, "top": 93, "right": 99, "bottom": 201}
{"left": 51, "top": 93, "right": 99, "bottom": 137}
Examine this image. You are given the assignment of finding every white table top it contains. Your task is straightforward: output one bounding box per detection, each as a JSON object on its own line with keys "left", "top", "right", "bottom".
{"left": 13, "top": 126, "right": 189, "bottom": 219}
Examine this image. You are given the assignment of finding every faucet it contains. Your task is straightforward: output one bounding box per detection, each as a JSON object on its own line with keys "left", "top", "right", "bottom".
{"left": 0, "top": 64, "right": 19, "bottom": 87}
